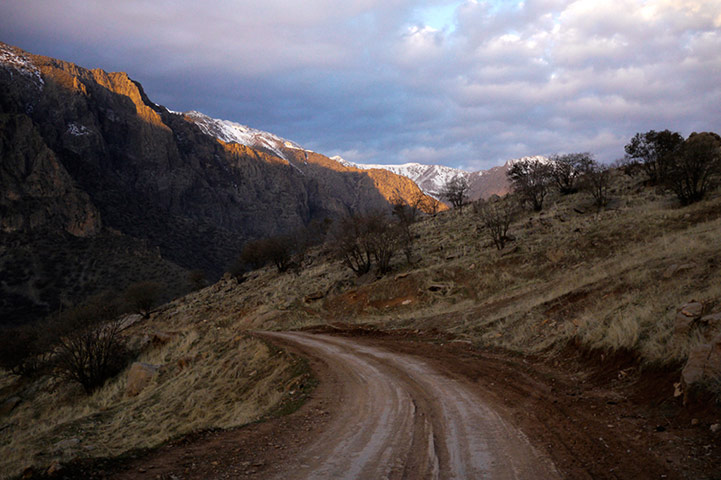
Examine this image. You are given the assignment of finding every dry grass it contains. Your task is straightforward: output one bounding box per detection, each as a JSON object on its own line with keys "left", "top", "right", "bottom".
{"left": 199, "top": 173, "right": 721, "bottom": 370}
{"left": 0, "top": 320, "right": 307, "bottom": 478}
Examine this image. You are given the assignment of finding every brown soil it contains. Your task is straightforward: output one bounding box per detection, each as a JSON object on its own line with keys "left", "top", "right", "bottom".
{"left": 37, "top": 326, "right": 721, "bottom": 480}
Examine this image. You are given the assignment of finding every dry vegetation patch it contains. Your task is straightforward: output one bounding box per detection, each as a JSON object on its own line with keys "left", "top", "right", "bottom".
{"left": 0, "top": 314, "right": 309, "bottom": 479}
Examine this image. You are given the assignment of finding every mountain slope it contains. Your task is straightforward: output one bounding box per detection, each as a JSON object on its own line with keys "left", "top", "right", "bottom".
{"left": 0, "top": 42, "right": 436, "bottom": 324}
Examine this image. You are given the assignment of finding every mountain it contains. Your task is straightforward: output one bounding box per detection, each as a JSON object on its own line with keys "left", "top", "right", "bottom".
{"left": 0, "top": 42, "right": 436, "bottom": 325}
{"left": 335, "top": 156, "right": 548, "bottom": 201}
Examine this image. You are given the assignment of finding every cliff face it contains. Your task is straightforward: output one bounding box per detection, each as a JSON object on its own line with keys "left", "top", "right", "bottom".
{"left": 0, "top": 42, "right": 435, "bottom": 324}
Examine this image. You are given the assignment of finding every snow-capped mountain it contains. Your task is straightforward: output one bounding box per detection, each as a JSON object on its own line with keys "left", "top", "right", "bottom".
{"left": 332, "top": 160, "right": 467, "bottom": 199}
{"left": 335, "top": 156, "right": 547, "bottom": 201}
{"left": 184, "top": 109, "right": 548, "bottom": 202}
{"left": 184, "top": 110, "right": 308, "bottom": 161}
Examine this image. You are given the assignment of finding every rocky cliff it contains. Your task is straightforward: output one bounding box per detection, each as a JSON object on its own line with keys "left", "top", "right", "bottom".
{"left": 0, "top": 42, "right": 435, "bottom": 325}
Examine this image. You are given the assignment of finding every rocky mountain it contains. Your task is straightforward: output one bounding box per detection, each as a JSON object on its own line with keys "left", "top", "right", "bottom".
{"left": 0, "top": 42, "right": 436, "bottom": 325}
{"left": 336, "top": 156, "right": 548, "bottom": 201}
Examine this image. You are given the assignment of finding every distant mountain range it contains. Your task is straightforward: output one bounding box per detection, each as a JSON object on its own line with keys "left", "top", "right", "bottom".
{"left": 0, "top": 42, "right": 436, "bottom": 324}
{"left": 334, "top": 156, "right": 548, "bottom": 201}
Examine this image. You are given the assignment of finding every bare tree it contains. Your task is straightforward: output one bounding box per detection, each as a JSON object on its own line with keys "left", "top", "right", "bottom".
{"left": 332, "top": 214, "right": 374, "bottom": 276}
{"left": 475, "top": 199, "right": 516, "bottom": 250}
{"left": 391, "top": 195, "right": 418, "bottom": 264}
{"left": 507, "top": 159, "right": 554, "bottom": 211}
{"left": 581, "top": 159, "right": 612, "bottom": 209}
{"left": 440, "top": 176, "right": 470, "bottom": 211}
{"left": 332, "top": 211, "right": 403, "bottom": 275}
{"left": 50, "top": 296, "right": 129, "bottom": 394}
{"left": 422, "top": 196, "right": 442, "bottom": 215}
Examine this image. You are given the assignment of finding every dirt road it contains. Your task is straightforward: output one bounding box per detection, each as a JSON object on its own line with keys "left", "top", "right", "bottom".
{"left": 260, "top": 331, "right": 559, "bottom": 480}
{"left": 70, "top": 327, "right": 719, "bottom": 480}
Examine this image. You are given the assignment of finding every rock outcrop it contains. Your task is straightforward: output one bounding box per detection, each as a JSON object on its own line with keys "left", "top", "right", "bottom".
{"left": 682, "top": 333, "right": 721, "bottom": 403}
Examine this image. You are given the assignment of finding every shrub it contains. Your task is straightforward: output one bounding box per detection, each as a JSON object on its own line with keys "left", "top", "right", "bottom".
{"left": 507, "top": 159, "right": 554, "bottom": 211}
{"left": 188, "top": 269, "right": 207, "bottom": 291}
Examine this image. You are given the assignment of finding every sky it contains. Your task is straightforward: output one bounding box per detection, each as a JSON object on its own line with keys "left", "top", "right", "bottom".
{"left": 1, "top": 0, "right": 720, "bottom": 170}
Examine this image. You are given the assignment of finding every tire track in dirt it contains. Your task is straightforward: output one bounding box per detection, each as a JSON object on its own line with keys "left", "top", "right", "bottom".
{"left": 262, "top": 332, "right": 560, "bottom": 480}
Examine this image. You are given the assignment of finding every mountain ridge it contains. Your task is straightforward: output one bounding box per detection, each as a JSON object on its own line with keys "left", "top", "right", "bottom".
{"left": 334, "top": 155, "right": 549, "bottom": 200}
{"left": 0, "top": 41, "right": 437, "bottom": 324}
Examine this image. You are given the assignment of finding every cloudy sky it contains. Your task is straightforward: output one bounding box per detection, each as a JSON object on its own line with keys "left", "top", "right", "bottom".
{"left": 1, "top": 1, "right": 720, "bottom": 170}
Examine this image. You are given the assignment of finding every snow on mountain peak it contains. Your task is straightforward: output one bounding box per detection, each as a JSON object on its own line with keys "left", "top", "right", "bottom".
{"left": 184, "top": 110, "right": 305, "bottom": 161}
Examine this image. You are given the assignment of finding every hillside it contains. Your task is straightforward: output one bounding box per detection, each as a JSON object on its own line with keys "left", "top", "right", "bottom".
{"left": 2, "top": 162, "right": 720, "bottom": 478}
{"left": 0, "top": 42, "right": 437, "bottom": 325}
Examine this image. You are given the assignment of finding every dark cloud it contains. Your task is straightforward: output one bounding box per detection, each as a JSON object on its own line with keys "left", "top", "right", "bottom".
{"left": 1, "top": 0, "right": 719, "bottom": 170}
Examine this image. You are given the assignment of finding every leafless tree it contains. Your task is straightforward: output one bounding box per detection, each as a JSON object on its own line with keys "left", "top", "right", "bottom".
{"left": 475, "top": 199, "right": 516, "bottom": 250}
{"left": 50, "top": 296, "right": 130, "bottom": 394}
{"left": 332, "top": 211, "right": 403, "bottom": 275}
{"left": 581, "top": 159, "right": 612, "bottom": 209}
{"left": 440, "top": 176, "right": 470, "bottom": 211}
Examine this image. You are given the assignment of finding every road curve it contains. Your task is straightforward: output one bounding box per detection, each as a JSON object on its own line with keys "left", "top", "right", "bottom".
{"left": 262, "top": 332, "right": 560, "bottom": 480}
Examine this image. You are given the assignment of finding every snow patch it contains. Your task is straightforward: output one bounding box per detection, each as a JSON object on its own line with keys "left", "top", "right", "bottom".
{"left": 67, "top": 122, "right": 90, "bottom": 136}
{"left": 0, "top": 45, "right": 44, "bottom": 89}
{"left": 184, "top": 110, "right": 307, "bottom": 162}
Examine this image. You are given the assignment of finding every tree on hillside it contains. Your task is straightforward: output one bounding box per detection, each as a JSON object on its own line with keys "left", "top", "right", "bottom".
{"left": 550, "top": 153, "right": 593, "bottom": 195}
{"left": 440, "top": 176, "right": 470, "bottom": 211}
{"left": 665, "top": 132, "right": 721, "bottom": 205}
{"left": 507, "top": 159, "right": 554, "bottom": 211}
{"left": 391, "top": 195, "right": 420, "bottom": 263}
{"left": 474, "top": 198, "right": 516, "bottom": 250}
{"left": 581, "top": 159, "right": 612, "bottom": 209}
{"left": 235, "top": 232, "right": 309, "bottom": 275}
{"left": 332, "top": 211, "right": 403, "bottom": 276}
{"left": 624, "top": 129, "right": 684, "bottom": 185}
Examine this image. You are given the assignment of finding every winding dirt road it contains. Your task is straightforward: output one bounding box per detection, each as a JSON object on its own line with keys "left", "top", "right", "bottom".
{"left": 261, "top": 331, "right": 559, "bottom": 480}
{"left": 92, "top": 327, "right": 719, "bottom": 480}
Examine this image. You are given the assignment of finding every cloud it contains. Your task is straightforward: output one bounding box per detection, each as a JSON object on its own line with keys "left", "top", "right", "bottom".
{"left": 1, "top": 0, "right": 719, "bottom": 170}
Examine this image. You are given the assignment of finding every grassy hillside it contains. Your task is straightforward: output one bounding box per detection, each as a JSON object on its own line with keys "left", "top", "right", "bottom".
{"left": 212, "top": 169, "right": 721, "bottom": 368}
{"left": 1, "top": 167, "right": 720, "bottom": 477}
